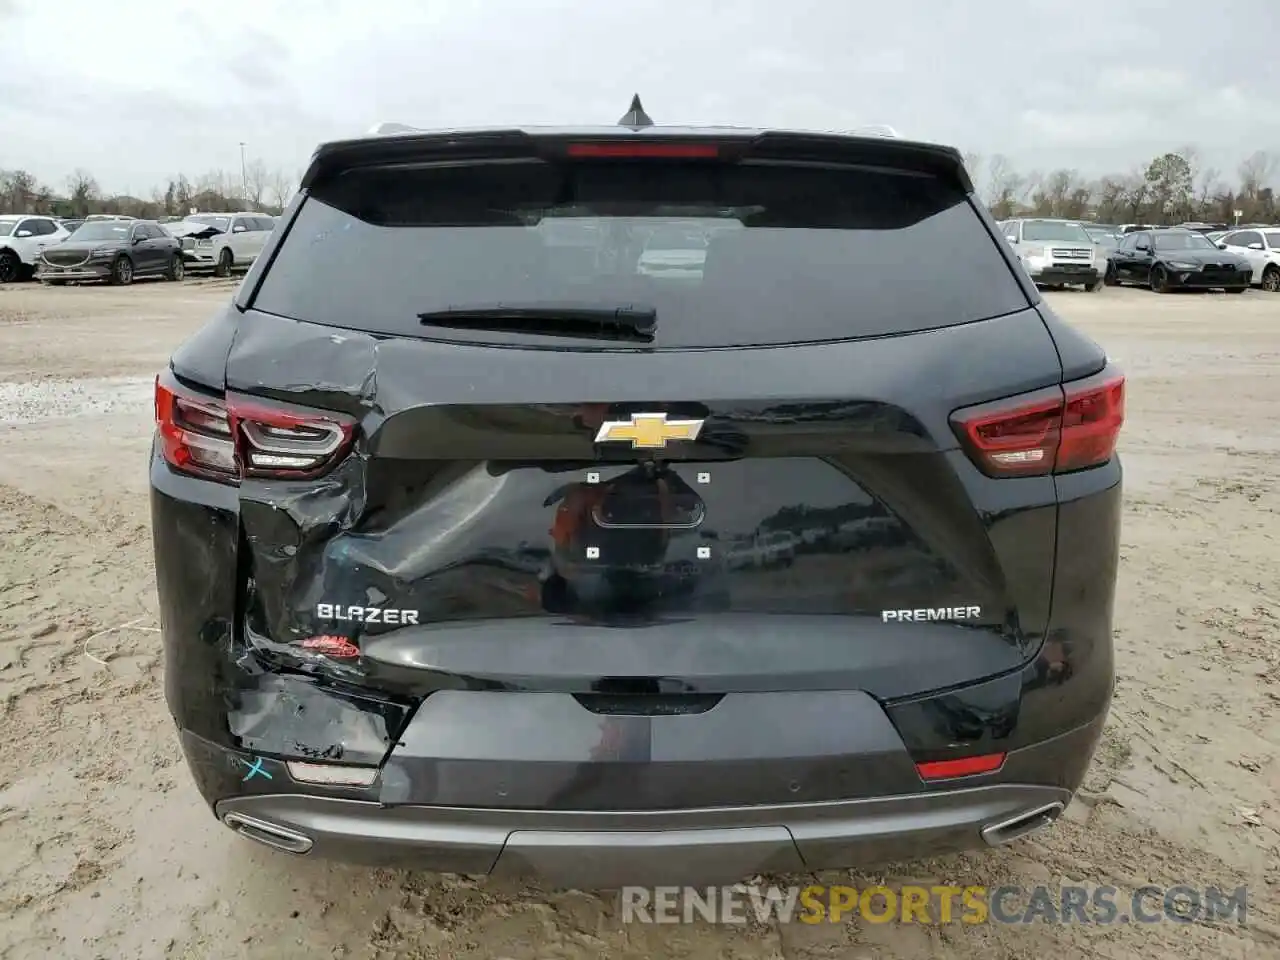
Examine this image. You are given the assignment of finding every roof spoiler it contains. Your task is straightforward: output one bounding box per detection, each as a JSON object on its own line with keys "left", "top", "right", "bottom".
{"left": 308, "top": 126, "right": 970, "bottom": 193}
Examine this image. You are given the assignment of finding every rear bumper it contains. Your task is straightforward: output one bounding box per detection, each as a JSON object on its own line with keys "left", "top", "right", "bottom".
{"left": 187, "top": 714, "right": 1099, "bottom": 887}
{"left": 216, "top": 785, "right": 1072, "bottom": 887}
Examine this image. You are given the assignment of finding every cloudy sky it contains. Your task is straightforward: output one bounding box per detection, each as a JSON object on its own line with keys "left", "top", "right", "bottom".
{"left": 2, "top": 0, "right": 1278, "bottom": 196}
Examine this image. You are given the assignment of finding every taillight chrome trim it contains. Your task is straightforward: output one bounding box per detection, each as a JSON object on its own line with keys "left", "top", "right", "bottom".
{"left": 239, "top": 419, "right": 347, "bottom": 457}
{"left": 228, "top": 397, "right": 357, "bottom": 480}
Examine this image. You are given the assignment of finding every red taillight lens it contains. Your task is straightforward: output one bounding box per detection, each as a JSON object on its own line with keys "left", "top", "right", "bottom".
{"left": 155, "top": 376, "right": 356, "bottom": 483}
{"left": 1058, "top": 374, "right": 1125, "bottom": 472}
{"left": 155, "top": 378, "right": 237, "bottom": 480}
{"left": 951, "top": 369, "right": 1125, "bottom": 477}
{"left": 915, "top": 753, "right": 1006, "bottom": 781}
{"left": 565, "top": 142, "right": 720, "bottom": 158}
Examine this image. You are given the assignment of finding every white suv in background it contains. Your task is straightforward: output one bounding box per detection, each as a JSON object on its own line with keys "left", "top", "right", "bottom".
{"left": 1216, "top": 227, "right": 1280, "bottom": 292}
{"left": 998, "top": 218, "right": 1104, "bottom": 291}
{"left": 175, "top": 212, "right": 275, "bottom": 277}
{"left": 0, "top": 215, "right": 72, "bottom": 283}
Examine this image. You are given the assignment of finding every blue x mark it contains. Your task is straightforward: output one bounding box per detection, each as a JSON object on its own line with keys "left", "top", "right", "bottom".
{"left": 241, "top": 757, "right": 273, "bottom": 782}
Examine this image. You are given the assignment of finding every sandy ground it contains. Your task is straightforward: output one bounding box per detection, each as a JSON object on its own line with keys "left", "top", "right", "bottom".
{"left": 0, "top": 278, "right": 1277, "bottom": 960}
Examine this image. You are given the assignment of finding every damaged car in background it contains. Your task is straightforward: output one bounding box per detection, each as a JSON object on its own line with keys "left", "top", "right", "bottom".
{"left": 170, "top": 212, "right": 275, "bottom": 277}
{"left": 150, "top": 102, "right": 1124, "bottom": 889}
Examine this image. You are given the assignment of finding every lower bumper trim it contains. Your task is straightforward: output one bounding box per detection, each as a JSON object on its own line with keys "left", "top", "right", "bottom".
{"left": 37, "top": 268, "right": 110, "bottom": 281}
{"left": 1031, "top": 268, "right": 1099, "bottom": 286}
{"left": 216, "top": 782, "right": 1074, "bottom": 887}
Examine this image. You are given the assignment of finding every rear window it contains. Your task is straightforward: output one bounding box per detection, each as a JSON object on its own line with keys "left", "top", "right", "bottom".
{"left": 253, "top": 158, "right": 1027, "bottom": 349}
{"left": 1153, "top": 232, "right": 1216, "bottom": 252}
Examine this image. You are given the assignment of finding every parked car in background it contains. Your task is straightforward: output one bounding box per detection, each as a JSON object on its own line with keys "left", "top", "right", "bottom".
{"left": 36, "top": 218, "right": 183, "bottom": 285}
{"left": 637, "top": 224, "right": 709, "bottom": 279}
{"left": 1104, "top": 228, "right": 1251, "bottom": 293}
{"left": 84, "top": 214, "right": 136, "bottom": 222}
{"left": 58, "top": 218, "right": 86, "bottom": 234}
{"left": 1176, "top": 222, "right": 1227, "bottom": 235}
{"left": 1217, "top": 227, "right": 1280, "bottom": 292}
{"left": 0, "top": 214, "right": 72, "bottom": 283}
{"left": 998, "top": 218, "right": 1103, "bottom": 290}
{"left": 178, "top": 212, "right": 274, "bottom": 276}
{"left": 1080, "top": 222, "right": 1120, "bottom": 257}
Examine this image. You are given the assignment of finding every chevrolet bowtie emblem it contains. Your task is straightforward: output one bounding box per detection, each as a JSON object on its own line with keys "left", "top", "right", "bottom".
{"left": 594, "top": 412, "right": 704, "bottom": 449}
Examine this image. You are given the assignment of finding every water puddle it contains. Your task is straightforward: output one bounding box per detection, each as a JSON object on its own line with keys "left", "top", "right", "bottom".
{"left": 0, "top": 376, "right": 155, "bottom": 425}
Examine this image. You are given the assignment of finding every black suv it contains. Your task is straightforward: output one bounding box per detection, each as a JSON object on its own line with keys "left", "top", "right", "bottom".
{"left": 150, "top": 99, "right": 1124, "bottom": 888}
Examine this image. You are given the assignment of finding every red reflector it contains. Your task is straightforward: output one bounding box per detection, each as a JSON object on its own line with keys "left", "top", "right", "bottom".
{"left": 299, "top": 635, "right": 360, "bottom": 658}
{"left": 951, "top": 370, "right": 1125, "bottom": 477}
{"left": 915, "top": 753, "right": 1006, "bottom": 780}
{"left": 565, "top": 142, "right": 720, "bottom": 158}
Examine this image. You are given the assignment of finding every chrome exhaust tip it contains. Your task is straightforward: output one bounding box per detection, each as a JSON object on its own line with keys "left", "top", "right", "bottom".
{"left": 222, "top": 811, "right": 313, "bottom": 855}
{"left": 981, "top": 801, "right": 1065, "bottom": 847}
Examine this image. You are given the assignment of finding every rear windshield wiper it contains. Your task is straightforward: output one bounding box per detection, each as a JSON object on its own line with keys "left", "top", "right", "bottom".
{"left": 418, "top": 302, "right": 657, "bottom": 341}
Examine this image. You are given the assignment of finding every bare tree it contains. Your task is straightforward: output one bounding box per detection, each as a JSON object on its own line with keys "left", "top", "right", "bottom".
{"left": 0, "top": 169, "right": 39, "bottom": 213}
{"left": 1193, "top": 165, "right": 1221, "bottom": 220}
{"left": 1238, "top": 150, "right": 1278, "bottom": 202}
{"left": 65, "top": 169, "right": 101, "bottom": 217}
{"left": 244, "top": 158, "right": 268, "bottom": 209}
{"left": 961, "top": 151, "right": 982, "bottom": 189}
{"left": 984, "top": 154, "right": 1024, "bottom": 218}
{"left": 266, "top": 167, "right": 295, "bottom": 211}
{"left": 1118, "top": 168, "right": 1151, "bottom": 222}
{"left": 1028, "top": 169, "right": 1087, "bottom": 218}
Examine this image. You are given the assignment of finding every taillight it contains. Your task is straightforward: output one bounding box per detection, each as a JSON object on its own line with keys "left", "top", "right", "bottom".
{"left": 565, "top": 142, "right": 720, "bottom": 158}
{"left": 951, "top": 369, "right": 1125, "bottom": 477}
{"left": 155, "top": 380, "right": 237, "bottom": 480}
{"left": 155, "top": 376, "right": 356, "bottom": 483}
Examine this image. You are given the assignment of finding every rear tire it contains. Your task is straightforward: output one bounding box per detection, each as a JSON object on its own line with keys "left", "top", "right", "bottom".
{"left": 109, "top": 255, "right": 134, "bottom": 286}
{"left": 1088, "top": 277, "right": 1105, "bottom": 292}
{"left": 0, "top": 249, "right": 19, "bottom": 284}
{"left": 167, "top": 255, "right": 185, "bottom": 281}
{"left": 1103, "top": 263, "right": 1119, "bottom": 286}
{"left": 213, "top": 247, "right": 233, "bottom": 278}
{"left": 1262, "top": 265, "right": 1280, "bottom": 293}
{"left": 1149, "top": 266, "right": 1170, "bottom": 293}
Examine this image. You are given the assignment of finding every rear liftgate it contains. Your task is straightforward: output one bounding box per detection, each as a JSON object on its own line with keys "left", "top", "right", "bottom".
{"left": 158, "top": 106, "right": 1123, "bottom": 879}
